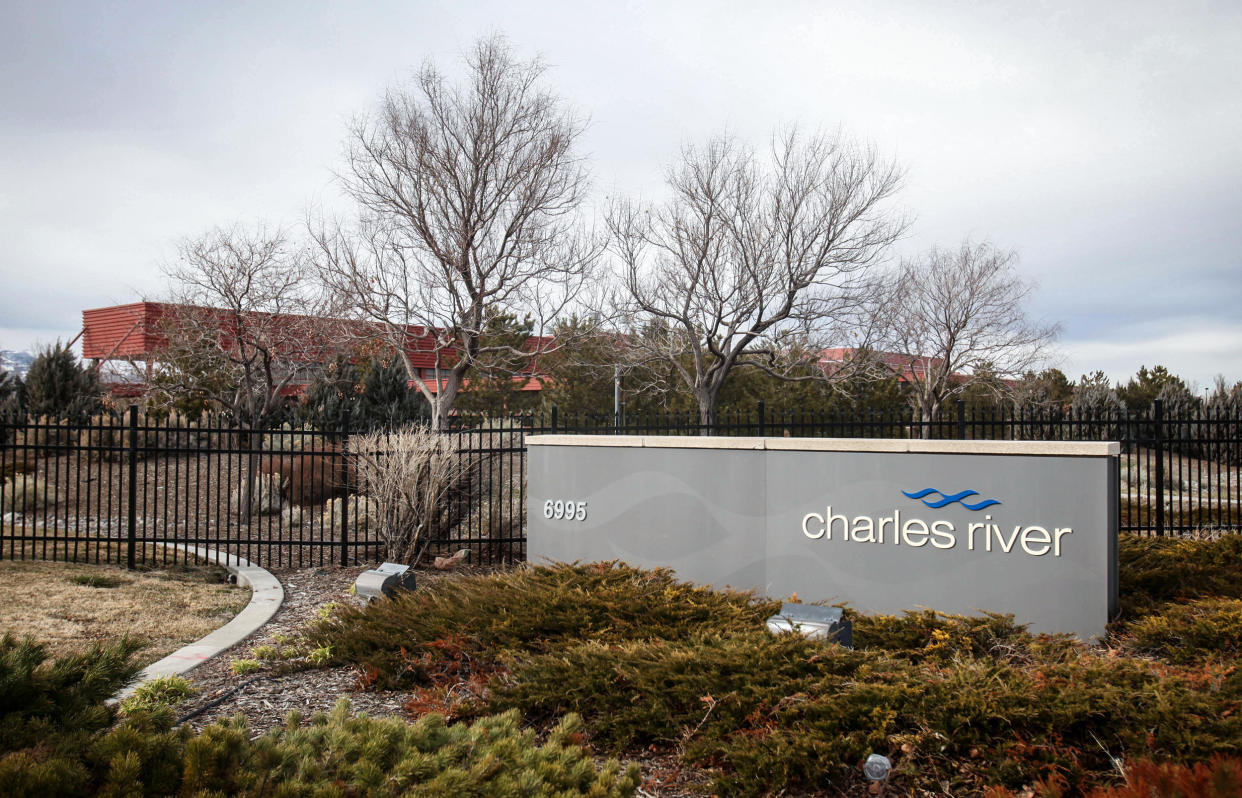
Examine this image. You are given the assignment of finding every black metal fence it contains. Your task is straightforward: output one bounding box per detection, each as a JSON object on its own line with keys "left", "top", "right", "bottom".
{"left": 0, "top": 408, "right": 527, "bottom": 570}
{"left": 2, "top": 400, "right": 1238, "bottom": 570}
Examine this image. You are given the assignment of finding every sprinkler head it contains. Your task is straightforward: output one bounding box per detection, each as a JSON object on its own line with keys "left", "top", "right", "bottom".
{"left": 863, "top": 753, "right": 892, "bottom": 782}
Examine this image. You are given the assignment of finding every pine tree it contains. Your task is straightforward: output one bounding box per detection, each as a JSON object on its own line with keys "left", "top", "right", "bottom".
{"left": 21, "top": 342, "right": 104, "bottom": 422}
{"left": 297, "top": 348, "right": 427, "bottom": 435}
{"left": 0, "top": 367, "right": 22, "bottom": 425}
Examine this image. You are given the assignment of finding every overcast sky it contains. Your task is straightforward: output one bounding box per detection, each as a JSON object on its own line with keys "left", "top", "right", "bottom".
{"left": 2, "top": 0, "right": 1239, "bottom": 389}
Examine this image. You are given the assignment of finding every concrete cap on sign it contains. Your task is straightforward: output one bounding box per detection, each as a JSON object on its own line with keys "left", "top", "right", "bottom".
{"left": 641, "top": 436, "right": 765, "bottom": 449}
{"left": 527, "top": 435, "right": 1120, "bottom": 457}
{"left": 526, "top": 435, "right": 643, "bottom": 447}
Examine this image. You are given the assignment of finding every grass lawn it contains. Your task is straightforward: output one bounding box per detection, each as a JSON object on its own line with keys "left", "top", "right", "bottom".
{"left": 0, "top": 546, "right": 248, "bottom": 665}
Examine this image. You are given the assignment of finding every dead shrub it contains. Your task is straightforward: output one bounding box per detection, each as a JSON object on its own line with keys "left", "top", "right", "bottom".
{"left": 1085, "top": 755, "right": 1242, "bottom": 798}
{"left": 12, "top": 416, "right": 78, "bottom": 454}
{"left": 0, "top": 473, "right": 64, "bottom": 513}
{"left": 83, "top": 414, "right": 158, "bottom": 462}
{"left": 260, "top": 422, "right": 321, "bottom": 452}
{"left": 349, "top": 426, "right": 481, "bottom": 564}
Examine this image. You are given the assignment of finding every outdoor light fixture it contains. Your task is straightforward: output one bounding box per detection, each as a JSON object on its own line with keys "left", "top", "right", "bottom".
{"left": 765, "top": 602, "right": 853, "bottom": 647}
{"left": 354, "top": 562, "right": 416, "bottom": 601}
{"left": 863, "top": 753, "right": 892, "bottom": 781}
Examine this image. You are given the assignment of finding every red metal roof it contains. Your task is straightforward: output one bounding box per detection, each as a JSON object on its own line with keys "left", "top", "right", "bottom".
{"left": 408, "top": 375, "right": 544, "bottom": 395}
{"left": 83, "top": 302, "right": 549, "bottom": 393}
{"left": 819, "top": 347, "right": 947, "bottom": 383}
{"left": 82, "top": 302, "right": 168, "bottom": 360}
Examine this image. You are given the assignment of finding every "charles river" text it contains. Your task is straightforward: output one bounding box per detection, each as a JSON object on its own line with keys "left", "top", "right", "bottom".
{"left": 801, "top": 507, "right": 1073, "bottom": 557}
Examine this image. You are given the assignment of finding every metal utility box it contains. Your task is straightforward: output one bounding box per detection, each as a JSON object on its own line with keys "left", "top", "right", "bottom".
{"left": 766, "top": 602, "right": 853, "bottom": 646}
{"left": 355, "top": 562, "right": 417, "bottom": 601}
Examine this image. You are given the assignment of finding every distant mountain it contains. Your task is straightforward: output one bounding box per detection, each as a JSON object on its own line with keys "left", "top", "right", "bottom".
{"left": 0, "top": 350, "right": 35, "bottom": 379}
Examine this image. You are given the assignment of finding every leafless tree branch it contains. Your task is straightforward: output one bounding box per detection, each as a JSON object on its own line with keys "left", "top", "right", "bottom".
{"left": 314, "top": 35, "right": 599, "bottom": 428}
{"left": 873, "top": 240, "right": 1061, "bottom": 435}
{"left": 149, "top": 224, "right": 334, "bottom": 428}
{"left": 608, "top": 127, "right": 906, "bottom": 429}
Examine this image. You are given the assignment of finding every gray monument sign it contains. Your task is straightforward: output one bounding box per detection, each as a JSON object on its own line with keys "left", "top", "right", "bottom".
{"left": 527, "top": 436, "right": 1120, "bottom": 639}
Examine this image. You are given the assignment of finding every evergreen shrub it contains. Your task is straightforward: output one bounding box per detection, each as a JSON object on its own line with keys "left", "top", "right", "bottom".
{"left": 1124, "top": 598, "right": 1242, "bottom": 663}
{"left": 488, "top": 630, "right": 1242, "bottom": 795}
{"left": 303, "top": 562, "right": 778, "bottom": 688}
{"left": 0, "top": 369, "right": 22, "bottom": 440}
{"left": 297, "top": 351, "right": 427, "bottom": 435}
{"left": 304, "top": 535, "right": 1242, "bottom": 796}
{"left": 1118, "top": 534, "right": 1242, "bottom": 617}
{"left": 0, "top": 637, "right": 640, "bottom": 796}
{"left": 21, "top": 343, "right": 104, "bottom": 422}
{"left": 2, "top": 699, "right": 640, "bottom": 797}
{"left": 0, "top": 634, "right": 140, "bottom": 756}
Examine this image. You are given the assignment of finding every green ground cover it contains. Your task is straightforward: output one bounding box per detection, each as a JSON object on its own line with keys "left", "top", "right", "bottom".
{"left": 298, "top": 534, "right": 1242, "bottom": 796}
{"left": 0, "top": 634, "right": 639, "bottom": 797}
{"left": 4, "top": 534, "right": 1241, "bottom": 796}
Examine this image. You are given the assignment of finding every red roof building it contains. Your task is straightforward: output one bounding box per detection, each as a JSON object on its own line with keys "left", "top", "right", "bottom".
{"left": 818, "top": 347, "right": 947, "bottom": 383}
{"left": 81, "top": 302, "right": 547, "bottom": 397}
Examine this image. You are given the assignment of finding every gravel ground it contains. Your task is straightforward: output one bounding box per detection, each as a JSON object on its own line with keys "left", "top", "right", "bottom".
{"left": 173, "top": 563, "right": 389, "bottom": 733}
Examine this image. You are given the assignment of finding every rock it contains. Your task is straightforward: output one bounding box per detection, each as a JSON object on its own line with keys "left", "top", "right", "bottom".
{"left": 231, "top": 473, "right": 285, "bottom": 516}
{"left": 433, "top": 548, "right": 471, "bottom": 571}
{"left": 320, "top": 495, "right": 377, "bottom": 532}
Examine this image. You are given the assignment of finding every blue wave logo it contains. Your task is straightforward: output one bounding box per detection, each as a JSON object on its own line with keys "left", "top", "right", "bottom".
{"left": 902, "top": 488, "right": 1001, "bottom": 511}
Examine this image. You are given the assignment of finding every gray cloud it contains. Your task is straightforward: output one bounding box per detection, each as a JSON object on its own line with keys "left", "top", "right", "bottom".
{"left": 1, "top": 0, "right": 1239, "bottom": 387}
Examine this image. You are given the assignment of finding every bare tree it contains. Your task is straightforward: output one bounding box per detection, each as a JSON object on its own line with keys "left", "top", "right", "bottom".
{"left": 147, "top": 224, "right": 335, "bottom": 522}
{"left": 608, "top": 129, "right": 905, "bottom": 430}
{"left": 875, "top": 241, "right": 1060, "bottom": 435}
{"left": 149, "top": 224, "right": 331, "bottom": 428}
{"left": 314, "top": 36, "right": 597, "bottom": 429}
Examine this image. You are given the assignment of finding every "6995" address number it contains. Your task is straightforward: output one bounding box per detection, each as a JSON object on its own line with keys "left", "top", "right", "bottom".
{"left": 543, "top": 499, "right": 588, "bottom": 521}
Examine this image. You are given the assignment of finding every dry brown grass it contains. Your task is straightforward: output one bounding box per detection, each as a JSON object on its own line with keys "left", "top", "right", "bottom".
{"left": 0, "top": 549, "right": 249, "bottom": 664}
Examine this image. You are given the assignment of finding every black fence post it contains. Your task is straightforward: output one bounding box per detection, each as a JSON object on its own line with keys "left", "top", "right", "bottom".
{"left": 758, "top": 401, "right": 766, "bottom": 437}
{"left": 126, "top": 404, "right": 138, "bottom": 570}
{"left": 957, "top": 400, "right": 967, "bottom": 440}
{"left": 551, "top": 405, "right": 559, "bottom": 434}
{"left": 339, "top": 416, "right": 350, "bottom": 566}
{"left": 1154, "top": 398, "right": 1165, "bottom": 537}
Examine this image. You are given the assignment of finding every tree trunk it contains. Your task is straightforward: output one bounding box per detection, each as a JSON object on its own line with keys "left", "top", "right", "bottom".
{"left": 430, "top": 374, "right": 463, "bottom": 431}
{"left": 696, "top": 394, "right": 716, "bottom": 436}
{"left": 239, "top": 425, "right": 258, "bottom": 523}
{"left": 919, "top": 404, "right": 936, "bottom": 440}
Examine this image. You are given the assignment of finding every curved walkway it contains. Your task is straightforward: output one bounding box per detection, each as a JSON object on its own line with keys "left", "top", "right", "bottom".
{"left": 115, "top": 546, "right": 284, "bottom": 700}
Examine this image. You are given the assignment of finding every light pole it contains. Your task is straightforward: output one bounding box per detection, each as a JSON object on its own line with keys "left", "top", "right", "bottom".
{"left": 614, "top": 364, "right": 622, "bottom": 432}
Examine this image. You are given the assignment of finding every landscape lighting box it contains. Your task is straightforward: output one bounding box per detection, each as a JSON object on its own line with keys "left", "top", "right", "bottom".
{"left": 766, "top": 602, "right": 852, "bottom": 647}
{"left": 355, "top": 562, "right": 416, "bottom": 601}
